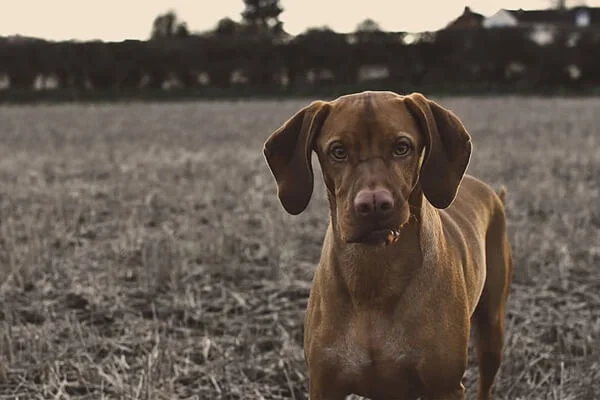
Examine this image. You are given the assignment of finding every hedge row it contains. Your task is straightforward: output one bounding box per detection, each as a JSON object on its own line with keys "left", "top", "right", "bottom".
{"left": 1, "top": 26, "right": 600, "bottom": 95}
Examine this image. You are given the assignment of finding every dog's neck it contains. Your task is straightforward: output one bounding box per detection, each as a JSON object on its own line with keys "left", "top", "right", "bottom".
{"left": 324, "top": 190, "right": 445, "bottom": 307}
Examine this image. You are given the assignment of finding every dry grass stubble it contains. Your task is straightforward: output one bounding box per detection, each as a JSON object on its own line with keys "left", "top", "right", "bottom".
{"left": 0, "top": 97, "right": 599, "bottom": 399}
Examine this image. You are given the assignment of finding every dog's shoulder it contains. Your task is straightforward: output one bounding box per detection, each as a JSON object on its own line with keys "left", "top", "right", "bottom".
{"left": 440, "top": 174, "right": 506, "bottom": 232}
{"left": 455, "top": 174, "right": 505, "bottom": 210}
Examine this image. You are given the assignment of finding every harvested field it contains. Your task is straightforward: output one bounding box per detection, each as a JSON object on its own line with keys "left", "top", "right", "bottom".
{"left": 0, "top": 96, "right": 599, "bottom": 399}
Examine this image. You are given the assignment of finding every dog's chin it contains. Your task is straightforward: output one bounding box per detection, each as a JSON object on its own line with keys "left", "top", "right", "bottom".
{"left": 343, "top": 215, "right": 413, "bottom": 246}
{"left": 343, "top": 227, "right": 402, "bottom": 246}
{"left": 350, "top": 229, "right": 400, "bottom": 245}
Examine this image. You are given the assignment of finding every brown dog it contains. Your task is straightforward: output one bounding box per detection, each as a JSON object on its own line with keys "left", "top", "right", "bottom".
{"left": 263, "top": 91, "right": 512, "bottom": 400}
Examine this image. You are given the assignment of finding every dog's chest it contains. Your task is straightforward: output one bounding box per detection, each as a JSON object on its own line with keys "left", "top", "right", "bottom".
{"left": 322, "top": 319, "right": 422, "bottom": 396}
{"left": 334, "top": 328, "right": 408, "bottom": 369}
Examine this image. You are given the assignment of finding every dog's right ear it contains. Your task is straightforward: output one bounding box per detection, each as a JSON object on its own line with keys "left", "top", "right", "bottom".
{"left": 403, "top": 93, "right": 472, "bottom": 209}
{"left": 263, "top": 101, "right": 331, "bottom": 215}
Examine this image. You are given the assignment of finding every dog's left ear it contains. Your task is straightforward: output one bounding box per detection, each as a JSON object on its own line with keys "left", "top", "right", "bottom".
{"left": 263, "top": 101, "right": 331, "bottom": 215}
{"left": 403, "top": 92, "right": 472, "bottom": 209}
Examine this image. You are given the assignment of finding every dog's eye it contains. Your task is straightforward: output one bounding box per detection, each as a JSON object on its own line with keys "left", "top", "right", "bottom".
{"left": 329, "top": 143, "right": 347, "bottom": 161}
{"left": 392, "top": 140, "right": 411, "bottom": 157}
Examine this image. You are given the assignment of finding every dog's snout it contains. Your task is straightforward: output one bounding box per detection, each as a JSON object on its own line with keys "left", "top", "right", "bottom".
{"left": 353, "top": 188, "right": 394, "bottom": 217}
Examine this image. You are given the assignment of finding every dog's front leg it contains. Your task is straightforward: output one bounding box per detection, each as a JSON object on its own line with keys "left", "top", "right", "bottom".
{"left": 308, "top": 376, "right": 346, "bottom": 400}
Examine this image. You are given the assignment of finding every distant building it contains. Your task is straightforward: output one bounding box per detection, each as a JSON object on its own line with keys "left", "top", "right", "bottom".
{"left": 446, "top": 6, "right": 485, "bottom": 29}
{"left": 483, "top": 6, "right": 600, "bottom": 29}
{"left": 482, "top": 9, "right": 519, "bottom": 29}
{"left": 483, "top": 6, "right": 600, "bottom": 45}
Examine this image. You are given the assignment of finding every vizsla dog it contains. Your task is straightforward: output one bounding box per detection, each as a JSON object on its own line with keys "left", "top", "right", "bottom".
{"left": 263, "top": 91, "right": 512, "bottom": 400}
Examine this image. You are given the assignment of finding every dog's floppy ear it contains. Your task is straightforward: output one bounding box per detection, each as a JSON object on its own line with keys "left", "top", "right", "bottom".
{"left": 403, "top": 92, "right": 472, "bottom": 209}
{"left": 263, "top": 101, "right": 330, "bottom": 215}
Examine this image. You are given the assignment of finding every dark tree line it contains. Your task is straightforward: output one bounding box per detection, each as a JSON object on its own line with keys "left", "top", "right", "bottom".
{"left": 2, "top": 5, "right": 600, "bottom": 94}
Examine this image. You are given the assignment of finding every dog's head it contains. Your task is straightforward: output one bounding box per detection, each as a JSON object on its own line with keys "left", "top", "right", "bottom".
{"left": 263, "top": 91, "right": 472, "bottom": 245}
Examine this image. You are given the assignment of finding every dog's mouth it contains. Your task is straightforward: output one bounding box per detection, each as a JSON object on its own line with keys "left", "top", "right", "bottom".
{"left": 359, "top": 228, "right": 402, "bottom": 246}
{"left": 346, "top": 217, "right": 412, "bottom": 246}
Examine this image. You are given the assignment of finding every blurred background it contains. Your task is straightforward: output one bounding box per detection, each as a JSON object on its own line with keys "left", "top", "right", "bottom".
{"left": 1, "top": 0, "right": 600, "bottom": 101}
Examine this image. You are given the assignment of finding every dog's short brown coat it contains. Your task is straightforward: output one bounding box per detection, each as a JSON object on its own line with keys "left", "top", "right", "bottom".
{"left": 264, "top": 91, "right": 512, "bottom": 400}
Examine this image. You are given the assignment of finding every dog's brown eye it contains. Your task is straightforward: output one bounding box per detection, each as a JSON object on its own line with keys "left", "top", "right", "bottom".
{"left": 329, "top": 143, "right": 347, "bottom": 161}
{"left": 392, "top": 140, "right": 411, "bottom": 157}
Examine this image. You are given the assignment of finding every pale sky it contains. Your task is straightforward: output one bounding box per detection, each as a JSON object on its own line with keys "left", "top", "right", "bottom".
{"left": 0, "top": 0, "right": 597, "bottom": 42}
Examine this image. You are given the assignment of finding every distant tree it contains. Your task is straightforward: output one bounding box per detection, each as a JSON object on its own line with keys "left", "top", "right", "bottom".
{"left": 352, "top": 17, "right": 404, "bottom": 81}
{"left": 4, "top": 41, "right": 40, "bottom": 90}
{"left": 356, "top": 18, "right": 382, "bottom": 33}
{"left": 215, "top": 17, "right": 243, "bottom": 36}
{"left": 547, "top": 0, "right": 567, "bottom": 9}
{"left": 150, "top": 10, "right": 189, "bottom": 39}
{"left": 241, "top": 0, "right": 284, "bottom": 36}
{"left": 175, "top": 22, "right": 190, "bottom": 38}
{"left": 354, "top": 18, "right": 385, "bottom": 44}
{"left": 289, "top": 26, "right": 356, "bottom": 85}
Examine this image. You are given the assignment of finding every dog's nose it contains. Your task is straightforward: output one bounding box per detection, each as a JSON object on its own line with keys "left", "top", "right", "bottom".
{"left": 353, "top": 188, "right": 394, "bottom": 217}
